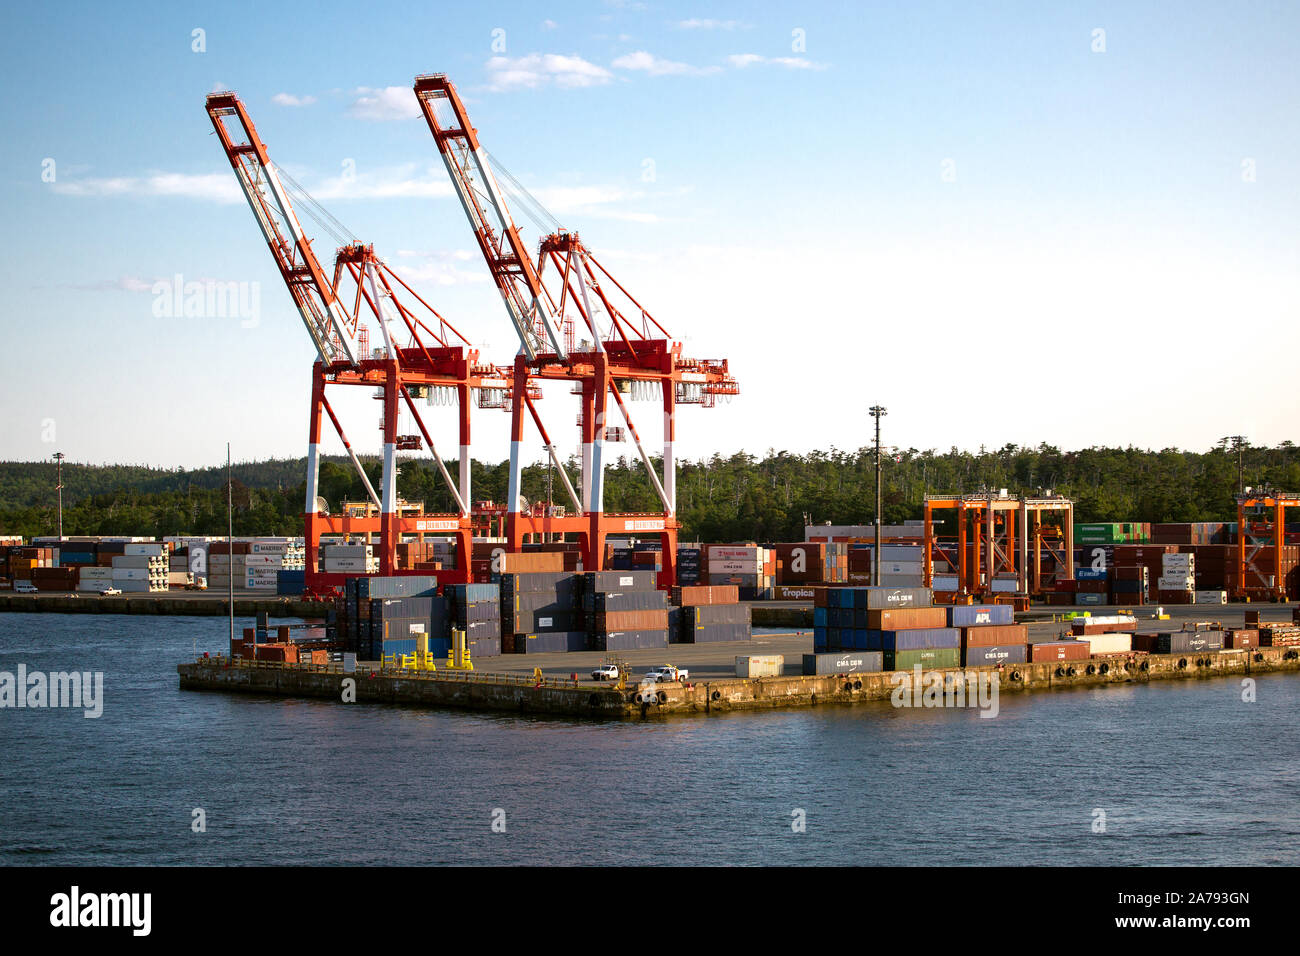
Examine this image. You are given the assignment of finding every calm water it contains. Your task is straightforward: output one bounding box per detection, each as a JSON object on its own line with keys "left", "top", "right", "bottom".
{"left": 1, "top": 612, "right": 1297, "bottom": 866}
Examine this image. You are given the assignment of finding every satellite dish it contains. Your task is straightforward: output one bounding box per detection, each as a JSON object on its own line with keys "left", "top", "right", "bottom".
{"left": 315, "top": 496, "right": 330, "bottom": 516}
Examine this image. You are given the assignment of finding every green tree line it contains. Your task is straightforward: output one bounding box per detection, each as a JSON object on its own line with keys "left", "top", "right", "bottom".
{"left": 2, "top": 441, "right": 1297, "bottom": 542}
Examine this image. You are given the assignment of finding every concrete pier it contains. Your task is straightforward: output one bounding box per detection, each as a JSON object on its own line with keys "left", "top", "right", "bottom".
{"left": 178, "top": 645, "right": 1300, "bottom": 720}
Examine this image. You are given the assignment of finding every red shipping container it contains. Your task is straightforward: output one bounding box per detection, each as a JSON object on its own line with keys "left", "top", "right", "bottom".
{"left": 594, "top": 609, "right": 669, "bottom": 631}
{"left": 1224, "top": 629, "right": 1258, "bottom": 650}
{"left": 1029, "top": 641, "right": 1090, "bottom": 662}
{"left": 672, "top": 585, "right": 739, "bottom": 606}
{"left": 962, "top": 624, "right": 1029, "bottom": 647}
{"left": 1132, "top": 633, "right": 1162, "bottom": 653}
{"left": 866, "top": 607, "right": 949, "bottom": 630}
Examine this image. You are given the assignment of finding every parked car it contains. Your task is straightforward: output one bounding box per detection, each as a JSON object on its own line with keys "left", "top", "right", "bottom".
{"left": 644, "top": 665, "right": 689, "bottom": 683}
{"left": 14, "top": 582, "right": 39, "bottom": 594}
{"left": 97, "top": 587, "right": 122, "bottom": 596}
{"left": 590, "top": 664, "right": 621, "bottom": 681}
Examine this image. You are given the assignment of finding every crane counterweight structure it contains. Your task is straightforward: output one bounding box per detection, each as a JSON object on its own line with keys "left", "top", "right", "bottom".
{"left": 206, "top": 92, "right": 511, "bottom": 593}
{"left": 413, "top": 73, "right": 739, "bottom": 587}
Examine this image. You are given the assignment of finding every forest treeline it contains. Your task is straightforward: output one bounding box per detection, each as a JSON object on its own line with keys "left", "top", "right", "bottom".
{"left": 2, "top": 442, "right": 1297, "bottom": 542}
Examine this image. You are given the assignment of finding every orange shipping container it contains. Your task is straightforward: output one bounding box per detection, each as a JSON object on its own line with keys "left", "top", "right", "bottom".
{"left": 593, "top": 609, "right": 669, "bottom": 631}
{"left": 866, "top": 607, "right": 948, "bottom": 630}
{"left": 672, "top": 585, "right": 738, "bottom": 606}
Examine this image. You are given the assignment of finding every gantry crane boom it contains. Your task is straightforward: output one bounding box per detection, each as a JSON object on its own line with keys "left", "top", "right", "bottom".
{"left": 413, "top": 74, "right": 568, "bottom": 363}
{"left": 205, "top": 91, "right": 360, "bottom": 365}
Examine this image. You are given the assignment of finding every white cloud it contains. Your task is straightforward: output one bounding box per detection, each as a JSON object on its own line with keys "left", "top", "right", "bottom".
{"left": 726, "top": 53, "right": 828, "bottom": 70}
{"left": 272, "top": 92, "right": 317, "bottom": 107}
{"left": 486, "top": 53, "right": 613, "bottom": 91}
{"left": 209, "top": 82, "right": 228, "bottom": 94}
{"left": 611, "top": 50, "right": 721, "bottom": 76}
{"left": 348, "top": 86, "right": 420, "bottom": 121}
{"left": 308, "top": 163, "right": 453, "bottom": 200}
{"left": 387, "top": 249, "right": 488, "bottom": 286}
{"left": 53, "top": 172, "right": 244, "bottom": 204}
{"left": 541, "top": 19, "right": 558, "bottom": 30}
{"left": 529, "top": 184, "right": 659, "bottom": 223}
{"left": 51, "top": 164, "right": 453, "bottom": 205}
{"left": 675, "top": 18, "right": 744, "bottom": 30}
{"left": 67, "top": 275, "right": 156, "bottom": 293}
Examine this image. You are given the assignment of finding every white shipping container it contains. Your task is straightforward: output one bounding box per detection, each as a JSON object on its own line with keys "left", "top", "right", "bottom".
{"left": 1087, "top": 633, "right": 1133, "bottom": 654}
{"left": 250, "top": 542, "right": 291, "bottom": 555}
{"left": 1162, "top": 554, "right": 1194, "bottom": 570}
{"left": 1194, "top": 590, "right": 1227, "bottom": 605}
{"left": 707, "top": 546, "right": 763, "bottom": 560}
{"left": 79, "top": 567, "right": 113, "bottom": 580}
{"left": 242, "top": 554, "right": 282, "bottom": 566}
{"left": 932, "top": 575, "right": 960, "bottom": 590}
{"left": 111, "top": 568, "right": 150, "bottom": 581}
{"left": 990, "top": 579, "right": 1020, "bottom": 593}
{"left": 115, "top": 580, "right": 151, "bottom": 593}
{"left": 124, "top": 543, "right": 166, "bottom": 556}
{"left": 1157, "top": 576, "right": 1194, "bottom": 591}
{"left": 878, "top": 546, "right": 924, "bottom": 561}
{"left": 167, "top": 571, "right": 192, "bottom": 586}
{"left": 880, "top": 561, "right": 924, "bottom": 575}
{"left": 323, "top": 557, "right": 372, "bottom": 572}
{"left": 112, "top": 555, "right": 154, "bottom": 569}
{"left": 709, "top": 559, "right": 762, "bottom": 574}
{"left": 735, "top": 655, "right": 784, "bottom": 678}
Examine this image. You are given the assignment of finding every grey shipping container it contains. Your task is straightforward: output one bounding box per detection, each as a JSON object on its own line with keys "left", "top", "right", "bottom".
{"left": 962, "top": 644, "right": 1028, "bottom": 666}
{"left": 802, "top": 652, "right": 884, "bottom": 675}
{"left": 1154, "top": 632, "right": 1225, "bottom": 654}
{"left": 681, "top": 622, "right": 751, "bottom": 644}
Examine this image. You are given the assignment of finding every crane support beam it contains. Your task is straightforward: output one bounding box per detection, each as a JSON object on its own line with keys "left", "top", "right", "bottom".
{"left": 413, "top": 74, "right": 567, "bottom": 362}
{"left": 205, "top": 92, "right": 359, "bottom": 365}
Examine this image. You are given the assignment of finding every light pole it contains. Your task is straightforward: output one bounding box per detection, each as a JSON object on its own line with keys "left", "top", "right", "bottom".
{"left": 869, "top": 405, "right": 887, "bottom": 586}
{"left": 1220, "top": 435, "right": 1247, "bottom": 497}
{"left": 52, "top": 452, "right": 65, "bottom": 542}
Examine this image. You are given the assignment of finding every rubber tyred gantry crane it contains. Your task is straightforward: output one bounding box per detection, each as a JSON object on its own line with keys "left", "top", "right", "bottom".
{"left": 413, "top": 73, "right": 738, "bottom": 587}
{"left": 206, "top": 91, "right": 507, "bottom": 592}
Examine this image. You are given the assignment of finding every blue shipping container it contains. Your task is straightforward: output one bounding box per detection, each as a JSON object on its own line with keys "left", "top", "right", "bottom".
{"left": 946, "top": 604, "right": 1014, "bottom": 627}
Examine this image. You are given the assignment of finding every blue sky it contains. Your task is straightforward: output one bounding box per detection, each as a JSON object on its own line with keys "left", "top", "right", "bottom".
{"left": 1, "top": 0, "right": 1297, "bottom": 469}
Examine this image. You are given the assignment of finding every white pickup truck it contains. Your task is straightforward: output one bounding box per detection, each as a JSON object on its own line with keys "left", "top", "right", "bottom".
{"left": 644, "top": 665, "right": 689, "bottom": 683}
